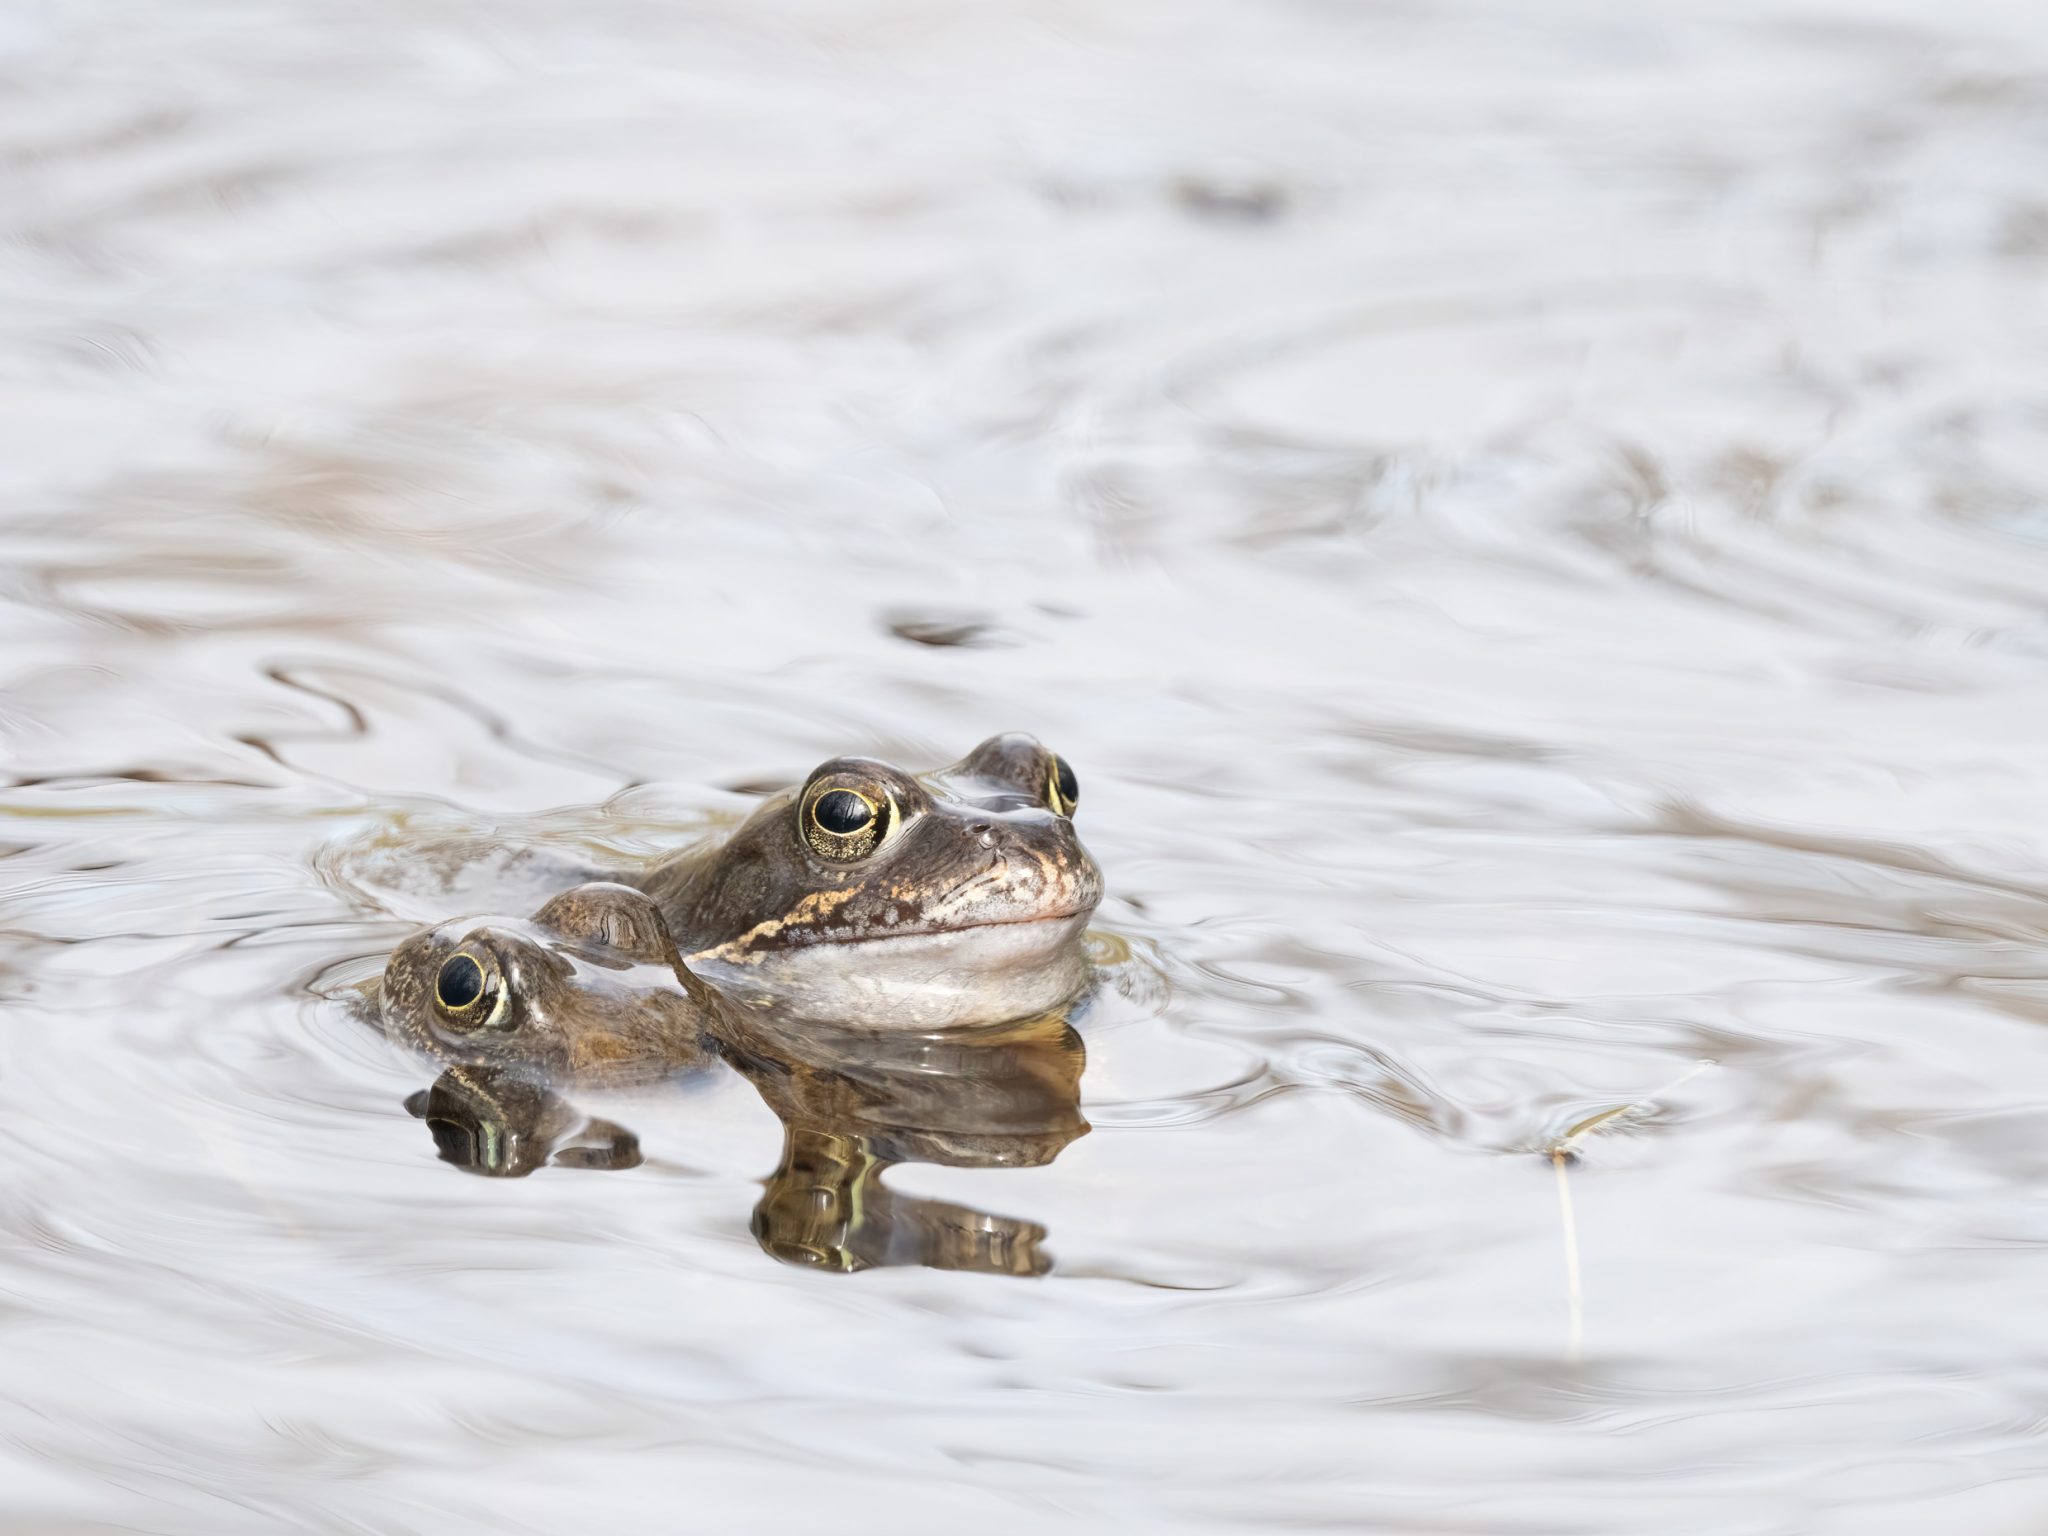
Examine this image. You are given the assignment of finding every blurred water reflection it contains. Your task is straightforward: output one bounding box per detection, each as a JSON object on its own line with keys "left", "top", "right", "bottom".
{"left": 6, "top": 0, "right": 2048, "bottom": 1529}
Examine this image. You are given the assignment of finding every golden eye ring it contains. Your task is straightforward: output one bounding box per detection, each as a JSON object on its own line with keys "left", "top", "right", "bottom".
{"left": 1047, "top": 754, "right": 1080, "bottom": 817}
{"left": 803, "top": 785, "right": 888, "bottom": 861}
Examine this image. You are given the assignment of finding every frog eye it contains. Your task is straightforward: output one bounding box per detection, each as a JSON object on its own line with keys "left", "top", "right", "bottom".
{"left": 1047, "top": 754, "right": 1080, "bottom": 817}
{"left": 803, "top": 784, "right": 891, "bottom": 861}
{"left": 434, "top": 948, "right": 509, "bottom": 1031}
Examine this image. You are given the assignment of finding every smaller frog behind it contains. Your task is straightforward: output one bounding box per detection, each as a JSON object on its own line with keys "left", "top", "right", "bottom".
{"left": 378, "top": 882, "right": 724, "bottom": 1087}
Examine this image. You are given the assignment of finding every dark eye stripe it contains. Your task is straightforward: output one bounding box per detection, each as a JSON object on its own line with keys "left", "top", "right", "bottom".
{"left": 813, "top": 788, "right": 875, "bottom": 834}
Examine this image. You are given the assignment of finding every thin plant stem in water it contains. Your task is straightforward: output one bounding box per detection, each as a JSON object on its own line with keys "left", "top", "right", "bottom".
{"left": 1545, "top": 1059, "right": 1717, "bottom": 1364}
{"left": 1551, "top": 1147, "right": 1583, "bottom": 1361}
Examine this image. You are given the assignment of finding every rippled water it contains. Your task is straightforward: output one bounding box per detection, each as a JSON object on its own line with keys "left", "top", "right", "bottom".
{"left": 8, "top": 0, "right": 2048, "bottom": 1528}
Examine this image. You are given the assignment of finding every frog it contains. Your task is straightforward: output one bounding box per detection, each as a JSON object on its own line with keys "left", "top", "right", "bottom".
{"left": 376, "top": 880, "right": 729, "bottom": 1088}
{"left": 639, "top": 732, "right": 1104, "bottom": 1030}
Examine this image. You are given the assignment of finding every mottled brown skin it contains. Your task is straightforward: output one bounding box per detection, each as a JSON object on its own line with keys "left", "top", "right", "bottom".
{"left": 642, "top": 733, "right": 1104, "bottom": 1029}
{"left": 378, "top": 882, "right": 729, "bottom": 1088}
{"left": 720, "top": 1011, "right": 1089, "bottom": 1275}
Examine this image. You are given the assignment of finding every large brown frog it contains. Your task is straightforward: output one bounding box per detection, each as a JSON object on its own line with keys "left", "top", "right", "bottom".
{"left": 640, "top": 733, "right": 1102, "bottom": 1030}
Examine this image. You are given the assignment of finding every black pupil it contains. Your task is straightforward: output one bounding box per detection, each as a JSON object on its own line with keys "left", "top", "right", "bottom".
{"left": 814, "top": 789, "right": 874, "bottom": 835}
{"left": 437, "top": 954, "right": 485, "bottom": 1009}
{"left": 1054, "top": 756, "right": 1079, "bottom": 807}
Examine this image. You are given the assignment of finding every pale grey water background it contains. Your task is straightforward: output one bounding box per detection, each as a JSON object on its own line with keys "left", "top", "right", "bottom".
{"left": 7, "top": 0, "right": 2048, "bottom": 1530}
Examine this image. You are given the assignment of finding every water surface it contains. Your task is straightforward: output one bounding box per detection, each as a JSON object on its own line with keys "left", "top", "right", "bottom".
{"left": 6, "top": 0, "right": 2048, "bottom": 1529}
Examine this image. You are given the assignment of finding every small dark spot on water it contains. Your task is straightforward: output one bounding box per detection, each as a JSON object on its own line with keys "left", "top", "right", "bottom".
{"left": 1172, "top": 167, "right": 1292, "bottom": 225}
{"left": 885, "top": 610, "right": 1002, "bottom": 648}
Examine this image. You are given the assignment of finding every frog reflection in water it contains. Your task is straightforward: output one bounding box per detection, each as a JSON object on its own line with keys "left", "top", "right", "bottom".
{"left": 401, "top": 734, "right": 1103, "bottom": 1032}
{"left": 405, "top": 1067, "right": 644, "bottom": 1178}
{"left": 721, "top": 1011, "right": 1087, "bottom": 1276}
{"left": 375, "top": 883, "right": 1089, "bottom": 1276}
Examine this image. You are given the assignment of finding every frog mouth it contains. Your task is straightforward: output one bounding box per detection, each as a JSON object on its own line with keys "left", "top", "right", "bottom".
{"left": 693, "top": 906, "right": 1091, "bottom": 965}
{"left": 844, "top": 907, "right": 1091, "bottom": 944}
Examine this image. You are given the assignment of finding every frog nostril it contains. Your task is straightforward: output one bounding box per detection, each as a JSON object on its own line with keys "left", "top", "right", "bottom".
{"left": 967, "top": 821, "right": 997, "bottom": 848}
